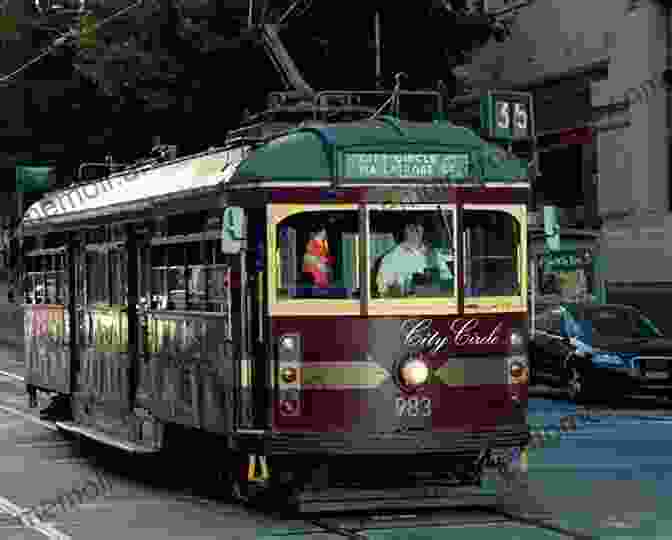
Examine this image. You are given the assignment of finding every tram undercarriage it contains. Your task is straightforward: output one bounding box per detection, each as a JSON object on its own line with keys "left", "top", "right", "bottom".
{"left": 230, "top": 450, "right": 524, "bottom": 513}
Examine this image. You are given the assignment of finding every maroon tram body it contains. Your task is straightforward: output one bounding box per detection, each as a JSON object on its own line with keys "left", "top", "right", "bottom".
{"left": 18, "top": 114, "right": 531, "bottom": 512}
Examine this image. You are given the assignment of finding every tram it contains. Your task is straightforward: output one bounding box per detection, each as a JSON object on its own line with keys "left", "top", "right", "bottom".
{"left": 17, "top": 90, "right": 531, "bottom": 512}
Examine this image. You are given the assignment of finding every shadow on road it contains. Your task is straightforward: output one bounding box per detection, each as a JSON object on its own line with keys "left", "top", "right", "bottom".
{"left": 529, "top": 383, "right": 672, "bottom": 414}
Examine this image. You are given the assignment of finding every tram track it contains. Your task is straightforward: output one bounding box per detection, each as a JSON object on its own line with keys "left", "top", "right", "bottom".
{"left": 0, "top": 370, "right": 598, "bottom": 538}
{"left": 289, "top": 505, "right": 598, "bottom": 539}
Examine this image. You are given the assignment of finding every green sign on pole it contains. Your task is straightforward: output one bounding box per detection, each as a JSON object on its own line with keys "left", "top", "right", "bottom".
{"left": 16, "top": 165, "right": 55, "bottom": 193}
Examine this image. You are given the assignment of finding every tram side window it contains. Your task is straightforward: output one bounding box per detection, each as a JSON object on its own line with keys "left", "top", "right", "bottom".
{"left": 24, "top": 255, "right": 44, "bottom": 304}
{"left": 23, "top": 252, "right": 68, "bottom": 305}
{"left": 84, "top": 226, "right": 128, "bottom": 307}
{"left": 109, "top": 248, "right": 128, "bottom": 305}
{"left": 150, "top": 240, "right": 230, "bottom": 312}
{"left": 463, "top": 210, "right": 521, "bottom": 298}
{"left": 86, "top": 249, "right": 108, "bottom": 305}
{"left": 370, "top": 209, "right": 455, "bottom": 299}
{"left": 276, "top": 210, "right": 359, "bottom": 300}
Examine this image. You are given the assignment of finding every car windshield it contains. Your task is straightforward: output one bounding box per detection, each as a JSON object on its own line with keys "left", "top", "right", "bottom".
{"left": 576, "top": 307, "right": 663, "bottom": 339}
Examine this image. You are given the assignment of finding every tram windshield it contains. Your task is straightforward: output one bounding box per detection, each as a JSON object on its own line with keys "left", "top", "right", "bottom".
{"left": 276, "top": 210, "right": 360, "bottom": 299}
{"left": 370, "top": 208, "right": 456, "bottom": 299}
{"left": 273, "top": 206, "right": 523, "bottom": 303}
{"left": 463, "top": 210, "right": 522, "bottom": 298}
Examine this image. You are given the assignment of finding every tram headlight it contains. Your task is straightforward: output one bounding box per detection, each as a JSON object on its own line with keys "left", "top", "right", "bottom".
{"left": 510, "top": 331, "right": 523, "bottom": 349}
{"left": 400, "top": 356, "right": 430, "bottom": 387}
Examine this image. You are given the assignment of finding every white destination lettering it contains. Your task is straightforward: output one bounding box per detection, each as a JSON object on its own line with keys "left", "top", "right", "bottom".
{"left": 401, "top": 318, "right": 503, "bottom": 353}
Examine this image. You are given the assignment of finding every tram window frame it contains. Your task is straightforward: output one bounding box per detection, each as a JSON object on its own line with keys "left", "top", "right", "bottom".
{"left": 462, "top": 205, "right": 525, "bottom": 302}
{"left": 23, "top": 248, "right": 68, "bottom": 305}
{"left": 270, "top": 205, "right": 361, "bottom": 312}
{"left": 368, "top": 204, "right": 457, "bottom": 302}
{"left": 83, "top": 226, "right": 128, "bottom": 308}
{"left": 149, "top": 231, "right": 231, "bottom": 313}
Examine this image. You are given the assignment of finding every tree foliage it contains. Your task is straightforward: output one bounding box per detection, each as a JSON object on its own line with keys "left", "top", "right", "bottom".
{"left": 8, "top": 0, "right": 526, "bottom": 156}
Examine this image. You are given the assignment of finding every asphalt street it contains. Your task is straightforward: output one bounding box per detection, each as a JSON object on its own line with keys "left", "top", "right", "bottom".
{"left": 0, "top": 344, "right": 671, "bottom": 539}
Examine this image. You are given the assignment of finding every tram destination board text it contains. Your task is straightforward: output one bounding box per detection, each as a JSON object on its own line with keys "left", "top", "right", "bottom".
{"left": 343, "top": 153, "right": 470, "bottom": 180}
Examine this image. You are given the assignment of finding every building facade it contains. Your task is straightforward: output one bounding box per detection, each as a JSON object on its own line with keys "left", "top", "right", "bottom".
{"left": 462, "top": 0, "right": 672, "bottom": 332}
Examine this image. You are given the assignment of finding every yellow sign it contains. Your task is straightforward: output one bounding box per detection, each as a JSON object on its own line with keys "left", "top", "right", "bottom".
{"left": 94, "top": 307, "right": 128, "bottom": 353}
{"left": 146, "top": 318, "right": 178, "bottom": 354}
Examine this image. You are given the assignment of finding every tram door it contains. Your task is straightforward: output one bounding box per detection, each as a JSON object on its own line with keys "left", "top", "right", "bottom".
{"left": 72, "top": 225, "right": 134, "bottom": 432}
{"left": 222, "top": 207, "right": 269, "bottom": 430}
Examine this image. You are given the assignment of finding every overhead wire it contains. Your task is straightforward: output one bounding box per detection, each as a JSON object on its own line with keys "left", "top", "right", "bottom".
{"left": 0, "top": 0, "right": 144, "bottom": 87}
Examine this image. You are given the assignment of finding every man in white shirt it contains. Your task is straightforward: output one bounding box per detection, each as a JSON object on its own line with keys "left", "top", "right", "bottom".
{"left": 376, "top": 221, "right": 430, "bottom": 297}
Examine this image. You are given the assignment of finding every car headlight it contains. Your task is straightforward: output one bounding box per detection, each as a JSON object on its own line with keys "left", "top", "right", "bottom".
{"left": 591, "top": 353, "right": 625, "bottom": 366}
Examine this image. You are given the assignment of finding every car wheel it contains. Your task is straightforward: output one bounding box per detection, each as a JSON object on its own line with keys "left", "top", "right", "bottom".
{"left": 566, "top": 365, "right": 591, "bottom": 404}
{"left": 528, "top": 366, "right": 537, "bottom": 387}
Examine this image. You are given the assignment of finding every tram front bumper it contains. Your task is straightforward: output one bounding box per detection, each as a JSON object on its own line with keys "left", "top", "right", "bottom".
{"left": 231, "top": 423, "right": 530, "bottom": 456}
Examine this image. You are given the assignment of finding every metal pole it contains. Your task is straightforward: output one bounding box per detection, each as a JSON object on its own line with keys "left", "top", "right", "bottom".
{"left": 248, "top": 0, "right": 253, "bottom": 28}
{"left": 375, "top": 11, "right": 381, "bottom": 89}
{"left": 16, "top": 188, "right": 23, "bottom": 301}
{"left": 530, "top": 255, "right": 536, "bottom": 335}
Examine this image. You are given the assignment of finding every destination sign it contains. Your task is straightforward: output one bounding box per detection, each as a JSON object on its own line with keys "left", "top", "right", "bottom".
{"left": 343, "top": 153, "right": 470, "bottom": 180}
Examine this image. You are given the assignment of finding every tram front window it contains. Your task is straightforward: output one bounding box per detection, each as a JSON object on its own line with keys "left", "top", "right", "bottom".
{"left": 276, "top": 210, "right": 360, "bottom": 300}
{"left": 370, "top": 208, "right": 455, "bottom": 299}
{"left": 463, "top": 210, "right": 521, "bottom": 298}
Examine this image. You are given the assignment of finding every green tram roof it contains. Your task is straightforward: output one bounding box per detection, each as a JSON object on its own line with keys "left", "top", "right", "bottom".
{"left": 21, "top": 117, "right": 529, "bottom": 234}
{"left": 231, "top": 116, "right": 529, "bottom": 185}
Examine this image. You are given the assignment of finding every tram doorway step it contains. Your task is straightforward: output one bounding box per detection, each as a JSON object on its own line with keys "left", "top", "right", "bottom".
{"left": 55, "top": 421, "right": 158, "bottom": 454}
{"left": 290, "top": 484, "right": 497, "bottom": 513}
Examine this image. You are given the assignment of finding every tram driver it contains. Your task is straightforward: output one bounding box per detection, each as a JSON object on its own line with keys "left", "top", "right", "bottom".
{"left": 375, "top": 217, "right": 453, "bottom": 297}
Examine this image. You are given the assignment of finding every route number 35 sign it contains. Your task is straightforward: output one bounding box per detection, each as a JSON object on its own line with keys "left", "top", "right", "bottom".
{"left": 480, "top": 91, "right": 535, "bottom": 141}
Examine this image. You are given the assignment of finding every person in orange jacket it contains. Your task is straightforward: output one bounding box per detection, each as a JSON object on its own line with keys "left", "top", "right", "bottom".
{"left": 303, "top": 225, "right": 335, "bottom": 288}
